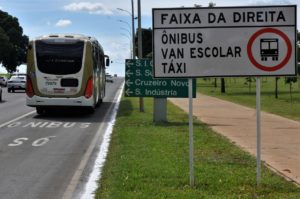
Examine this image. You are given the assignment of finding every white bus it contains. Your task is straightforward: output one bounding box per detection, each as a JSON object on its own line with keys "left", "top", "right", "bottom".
{"left": 26, "top": 34, "right": 109, "bottom": 114}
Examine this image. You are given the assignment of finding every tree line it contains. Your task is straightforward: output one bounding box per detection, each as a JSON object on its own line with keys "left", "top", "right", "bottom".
{"left": 0, "top": 10, "right": 28, "bottom": 73}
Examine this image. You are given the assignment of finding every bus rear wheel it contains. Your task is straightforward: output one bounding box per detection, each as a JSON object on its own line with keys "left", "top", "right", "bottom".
{"left": 96, "top": 98, "right": 103, "bottom": 107}
{"left": 36, "top": 107, "right": 46, "bottom": 115}
{"left": 86, "top": 107, "right": 95, "bottom": 114}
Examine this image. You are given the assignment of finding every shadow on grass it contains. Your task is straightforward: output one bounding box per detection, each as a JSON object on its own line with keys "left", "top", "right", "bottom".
{"left": 154, "top": 121, "right": 204, "bottom": 128}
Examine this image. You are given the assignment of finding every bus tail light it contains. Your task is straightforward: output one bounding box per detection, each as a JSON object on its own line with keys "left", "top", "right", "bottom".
{"left": 84, "top": 77, "right": 93, "bottom": 98}
{"left": 26, "top": 75, "right": 34, "bottom": 98}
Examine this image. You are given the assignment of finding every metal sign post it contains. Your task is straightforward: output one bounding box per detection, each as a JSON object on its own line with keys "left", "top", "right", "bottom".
{"left": 189, "top": 78, "right": 194, "bottom": 187}
{"left": 137, "top": 0, "right": 144, "bottom": 112}
{"left": 256, "top": 77, "right": 261, "bottom": 185}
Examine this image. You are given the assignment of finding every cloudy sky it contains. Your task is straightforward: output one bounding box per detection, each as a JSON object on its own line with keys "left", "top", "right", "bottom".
{"left": 0, "top": 0, "right": 299, "bottom": 75}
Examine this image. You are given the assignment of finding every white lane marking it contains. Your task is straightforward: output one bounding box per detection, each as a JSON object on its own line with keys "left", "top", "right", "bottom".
{"left": 6, "top": 122, "right": 91, "bottom": 129}
{"left": 81, "top": 83, "right": 124, "bottom": 199}
{"left": 8, "top": 136, "right": 57, "bottom": 147}
{"left": 8, "top": 137, "right": 29, "bottom": 146}
{"left": 32, "top": 136, "right": 56, "bottom": 147}
{"left": 0, "top": 111, "right": 36, "bottom": 129}
{"left": 62, "top": 82, "right": 124, "bottom": 199}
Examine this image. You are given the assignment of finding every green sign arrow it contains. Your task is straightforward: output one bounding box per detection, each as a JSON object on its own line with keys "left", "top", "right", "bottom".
{"left": 125, "top": 59, "right": 196, "bottom": 98}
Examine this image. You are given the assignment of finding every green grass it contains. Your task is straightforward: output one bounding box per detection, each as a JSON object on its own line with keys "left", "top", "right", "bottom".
{"left": 197, "top": 77, "right": 300, "bottom": 121}
{"left": 0, "top": 73, "right": 9, "bottom": 78}
{"left": 95, "top": 97, "right": 300, "bottom": 199}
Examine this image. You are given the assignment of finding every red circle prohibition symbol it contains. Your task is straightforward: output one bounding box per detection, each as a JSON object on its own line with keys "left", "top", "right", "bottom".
{"left": 247, "top": 28, "right": 292, "bottom": 72}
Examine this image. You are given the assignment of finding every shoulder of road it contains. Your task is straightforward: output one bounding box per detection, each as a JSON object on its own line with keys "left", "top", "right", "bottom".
{"left": 95, "top": 93, "right": 300, "bottom": 198}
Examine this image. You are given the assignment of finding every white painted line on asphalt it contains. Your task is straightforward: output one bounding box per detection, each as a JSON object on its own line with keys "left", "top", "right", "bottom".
{"left": 0, "top": 111, "right": 36, "bottom": 128}
{"left": 62, "top": 82, "right": 124, "bottom": 199}
{"left": 80, "top": 83, "right": 124, "bottom": 199}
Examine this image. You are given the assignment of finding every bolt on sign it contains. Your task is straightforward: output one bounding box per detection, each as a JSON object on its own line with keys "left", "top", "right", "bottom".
{"left": 152, "top": 5, "right": 297, "bottom": 78}
{"left": 125, "top": 59, "right": 196, "bottom": 97}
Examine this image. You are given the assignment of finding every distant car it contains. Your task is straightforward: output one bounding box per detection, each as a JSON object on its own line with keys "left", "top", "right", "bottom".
{"left": 105, "top": 74, "right": 114, "bottom": 83}
{"left": 7, "top": 74, "right": 26, "bottom": 92}
{"left": 114, "top": 74, "right": 117, "bottom": 77}
{"left": 0, "top": 76, "right": 7, "bottom": 87}
{"left": 0, "top": 87, "right": 2, "bottom": 101}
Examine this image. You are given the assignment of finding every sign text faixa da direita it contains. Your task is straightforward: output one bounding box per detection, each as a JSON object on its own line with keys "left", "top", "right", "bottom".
{"left": 161, "top": 10, "right": 286, "bottom": 24}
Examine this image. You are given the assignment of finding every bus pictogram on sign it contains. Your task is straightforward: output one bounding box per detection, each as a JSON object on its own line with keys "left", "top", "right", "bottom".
{"left": 247, "top": 28, "right": 292, "bottom": 72}
{"left": 260, "top": 38, "right": 279, "bottom": 61}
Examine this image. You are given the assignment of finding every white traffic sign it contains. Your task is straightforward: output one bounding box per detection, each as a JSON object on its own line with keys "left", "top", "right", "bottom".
{"left": 153, "top": 6, "right": 297, "bottom": 78}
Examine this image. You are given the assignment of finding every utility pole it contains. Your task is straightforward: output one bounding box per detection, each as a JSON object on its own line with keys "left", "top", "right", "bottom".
{"left": 131, "top": 0, "right": 135, "bottom": 59}
{"left": 117, "top": 2, "right": 135, "bottom": 59}
{"left": 137, "top": 0, "right": 144, "bottom": 112}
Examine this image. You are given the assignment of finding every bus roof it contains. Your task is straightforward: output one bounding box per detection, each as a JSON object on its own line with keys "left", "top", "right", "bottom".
{"left": 34, "top": 34, "right": 104, "bottom": 52}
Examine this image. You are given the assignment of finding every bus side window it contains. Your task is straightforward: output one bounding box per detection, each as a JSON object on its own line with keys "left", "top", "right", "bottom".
{"left": 101, "top": 53, "right": 103, "bottom": 66}
{"left": 97, "top": 49, "right": 100, "bottom": 73}
{"left": 92, "top": 47, "right": 98, "bottom": 70}
{"left": 97, "top": 49, "right": 100, "bottom": 67}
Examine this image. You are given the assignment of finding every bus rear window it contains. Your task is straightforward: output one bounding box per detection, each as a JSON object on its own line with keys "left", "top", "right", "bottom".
{"left": 35, "top": 40, "right": 84, "bottom": 75}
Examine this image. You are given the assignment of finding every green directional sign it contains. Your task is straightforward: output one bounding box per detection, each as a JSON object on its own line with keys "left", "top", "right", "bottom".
{"left": 125, "top": 59, "right": 196, "bottom": 98}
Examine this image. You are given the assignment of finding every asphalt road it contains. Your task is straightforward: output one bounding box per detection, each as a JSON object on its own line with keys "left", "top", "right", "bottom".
{"left": 0, "top": 77, "right": 124, "bottom": 199}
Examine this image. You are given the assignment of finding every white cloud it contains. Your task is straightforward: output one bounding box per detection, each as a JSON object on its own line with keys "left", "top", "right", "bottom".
{"left": 103, "top": 39, "right": 131, "bottom": 62}
{"left": 64, "top": 2, "right": 113, "bottom": 15}
{"left": 55, "top": 19, "right": 72, "bottom": 27}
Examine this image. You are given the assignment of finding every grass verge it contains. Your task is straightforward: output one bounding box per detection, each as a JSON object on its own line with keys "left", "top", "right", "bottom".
{"left": 95, "top": 97, "right": 300, "bottom": 199}
{"left": 197, "top": 77, "right": 300, "bottom": 121}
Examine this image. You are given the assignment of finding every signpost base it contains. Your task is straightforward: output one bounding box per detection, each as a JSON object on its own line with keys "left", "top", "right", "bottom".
{"left": 153, "top": 98, "right": 167, "bottom": 122}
